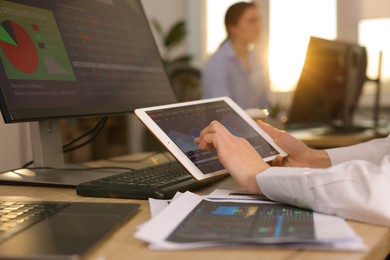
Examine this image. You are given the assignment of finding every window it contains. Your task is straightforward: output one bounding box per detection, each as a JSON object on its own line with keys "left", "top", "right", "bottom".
{"left": 359, "top": 18, "right": 390, "bottom": 91}
{"left": 269, "top": 0, "right": 337, "bottom": 92}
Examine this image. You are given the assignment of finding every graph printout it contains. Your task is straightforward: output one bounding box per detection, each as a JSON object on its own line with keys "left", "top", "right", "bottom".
{"left": 167, "top": 200, "right": 315, "bottom": 243}
{"left": 147, "top": 101, "right": 279, "bottom": 173}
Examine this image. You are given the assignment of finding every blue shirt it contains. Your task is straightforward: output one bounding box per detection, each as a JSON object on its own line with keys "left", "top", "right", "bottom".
{"left": 201, "top": 40, "right": 269, "bottom": 109}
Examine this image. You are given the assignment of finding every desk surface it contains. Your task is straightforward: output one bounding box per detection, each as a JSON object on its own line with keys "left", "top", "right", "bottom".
{"left": 1, "top": 153, "right": 389, "bottom": 260}
{"left": 290, "top": 128, "right": 379, "bottom": 149}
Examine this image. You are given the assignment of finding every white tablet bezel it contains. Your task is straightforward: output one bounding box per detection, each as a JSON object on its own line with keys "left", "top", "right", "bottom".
{"left": 135, "top": 97, "right": 287, "bottom": 181}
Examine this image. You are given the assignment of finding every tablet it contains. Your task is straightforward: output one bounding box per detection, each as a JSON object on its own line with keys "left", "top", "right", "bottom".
{"left": 135, "top": 97, "right": 287, "bottom": 181}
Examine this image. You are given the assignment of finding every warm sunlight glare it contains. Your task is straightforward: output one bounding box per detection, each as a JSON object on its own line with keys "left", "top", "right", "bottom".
{"left": 269, "top": 0, "right": 337, "bottom": 92}
{"left": 359, "top": 18, "right": 390, "bottom": 89}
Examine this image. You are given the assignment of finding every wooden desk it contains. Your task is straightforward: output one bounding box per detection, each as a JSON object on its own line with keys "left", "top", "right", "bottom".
{"left": 1, "top": 153, "right": 389, "bottom": 260}
{"left": 290, "top": 128, "right": 379, "bottom": 149}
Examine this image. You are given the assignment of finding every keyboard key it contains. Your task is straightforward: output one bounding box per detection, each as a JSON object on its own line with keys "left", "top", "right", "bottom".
{"left": 0, "top": 202, "right": 70, "bottom": 243}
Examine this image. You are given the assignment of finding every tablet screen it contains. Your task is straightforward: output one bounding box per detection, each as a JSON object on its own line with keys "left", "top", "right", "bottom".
{"left": 146, "top": 101, "right": 279, "bottom": 174}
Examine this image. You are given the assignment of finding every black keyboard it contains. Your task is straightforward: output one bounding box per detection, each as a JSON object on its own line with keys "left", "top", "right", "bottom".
{"left": 0, "top": 201, "right": 70, "bottom": 243}
{"left": 76, "top": 161, "right": 225, "bottom": 199}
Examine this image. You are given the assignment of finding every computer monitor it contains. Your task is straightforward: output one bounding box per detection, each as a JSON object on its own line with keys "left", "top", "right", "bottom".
{"left": 0, "top": 0, "right": 176, "bottom": 186}
{"left": 287, "top": 37, "right": 367, "bottom": 132}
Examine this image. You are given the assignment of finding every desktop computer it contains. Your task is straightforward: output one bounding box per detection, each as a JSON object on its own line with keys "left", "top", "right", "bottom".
{"left": 0, "top": 0, "right": 178, "bottom": 186}
{"left": 0, "top": 1, "right": 184, "bottom": 257}
{"left": 0, "top": 0, "right": 222, "bottom": 200}
{"left": 287, "top": 37, "right": 368, "bottom": 133}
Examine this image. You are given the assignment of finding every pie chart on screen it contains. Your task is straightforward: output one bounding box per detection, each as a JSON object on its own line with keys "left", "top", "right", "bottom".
{"left": 0, "top": 20, "right": 39, "bottom": 74}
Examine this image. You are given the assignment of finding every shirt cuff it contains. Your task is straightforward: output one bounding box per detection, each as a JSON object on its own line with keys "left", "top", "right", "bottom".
{"left": 256, "top": 167, "right": 314, "bottom": 209}
{"left": 325, "top": 147, "right": 352, "bottom": 166}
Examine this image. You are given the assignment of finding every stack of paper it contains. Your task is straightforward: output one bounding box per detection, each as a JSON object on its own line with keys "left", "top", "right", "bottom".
{"left": 135, "top": 189, "right": 366, "bottom": 251}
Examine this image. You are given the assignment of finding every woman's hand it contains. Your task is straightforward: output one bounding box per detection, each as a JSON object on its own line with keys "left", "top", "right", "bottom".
{"left": 194, "top": 120, "right": 331, "bottom": 194}
{"left": 194, "top": 121, "right": 269, "bottom": 194}
{"left": 257, "top": 121, "right": 331, "bottom": 168}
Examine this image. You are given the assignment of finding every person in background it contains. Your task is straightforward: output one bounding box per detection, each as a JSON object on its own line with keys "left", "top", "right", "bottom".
{"left": 194, "top": 120, "right": 390, "bottom": 227}
{"left": 201, "top": 2, "right": 269, "bottom": 109}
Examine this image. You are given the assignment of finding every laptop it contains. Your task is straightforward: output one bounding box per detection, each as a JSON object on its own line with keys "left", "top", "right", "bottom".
{"left": 0, "top": 200, "right": 139, "bottom": 259}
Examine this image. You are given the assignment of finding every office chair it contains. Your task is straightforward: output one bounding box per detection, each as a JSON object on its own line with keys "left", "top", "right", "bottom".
{"left": 166, "top": 63, "right": 201, "bottom": 102}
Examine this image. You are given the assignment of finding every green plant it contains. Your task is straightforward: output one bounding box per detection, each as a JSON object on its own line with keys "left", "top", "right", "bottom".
{"left": 268, "top": 101, "right": 285, "bottom": 119}
{"left": 151, "top": 19, "right": 192, "bottom": 65}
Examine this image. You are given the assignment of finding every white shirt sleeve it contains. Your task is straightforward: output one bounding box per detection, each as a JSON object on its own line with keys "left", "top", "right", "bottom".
{"left": 257, "top": 156, "right": 390, "bottom": 227}
{"left": 325, "top": 135, "right": 390, "bottom": 165}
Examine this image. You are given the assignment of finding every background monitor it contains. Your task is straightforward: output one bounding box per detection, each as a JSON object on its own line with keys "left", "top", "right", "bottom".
{"left": 287, "top": 36, "right": 367, "bottom": 132}
{"left": 0, "top": 0, "right": 176, "bottom": 186}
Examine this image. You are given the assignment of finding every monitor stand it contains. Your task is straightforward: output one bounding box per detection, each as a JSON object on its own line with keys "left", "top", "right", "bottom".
{"left": 0, "top": 120, "right": 122, "bottom": 187}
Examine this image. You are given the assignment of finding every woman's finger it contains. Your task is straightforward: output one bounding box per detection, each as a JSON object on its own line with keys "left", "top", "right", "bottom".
{"left": 272, "top": 156, "right": 284, "bottom": 166}
{"left": 257, "top": 120, "right": 280, "bottom": 139}
{"left": 200, "top": 121, "right": 230, "bottom": 139}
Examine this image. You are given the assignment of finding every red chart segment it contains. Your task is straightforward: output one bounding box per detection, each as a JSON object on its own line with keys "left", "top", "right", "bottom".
{"left": 0, "top": 20, "right": 39, "bottom": 74}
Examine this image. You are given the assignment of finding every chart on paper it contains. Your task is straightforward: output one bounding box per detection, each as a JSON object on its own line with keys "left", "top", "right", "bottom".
{"left": 167, "top": 200, "right": 315, "bottom": 243}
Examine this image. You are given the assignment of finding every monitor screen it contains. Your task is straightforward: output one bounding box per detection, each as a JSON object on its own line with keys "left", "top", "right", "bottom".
{"left": 0, "top": 0, "right": 176, "bottom": 123}
{"left": 287, "top": 37, "right": 367, "bottom": 130}
{"left": 0, "top": 0, "right": 177, "bottom": 187}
